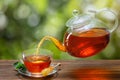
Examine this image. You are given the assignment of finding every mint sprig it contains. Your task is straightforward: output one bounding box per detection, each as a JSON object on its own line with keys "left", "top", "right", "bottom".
{"left": 13, "top": 62, "right": 26, "bottom": 72}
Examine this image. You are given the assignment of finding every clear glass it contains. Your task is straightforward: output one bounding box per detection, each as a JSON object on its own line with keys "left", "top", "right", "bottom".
{"left": 22, "top": 49, "right": 51, "bottom": 74}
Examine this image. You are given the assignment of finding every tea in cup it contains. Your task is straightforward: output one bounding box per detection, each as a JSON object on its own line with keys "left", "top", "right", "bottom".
{"left": 23, "top": 53, "right": 51, "bottom": 74}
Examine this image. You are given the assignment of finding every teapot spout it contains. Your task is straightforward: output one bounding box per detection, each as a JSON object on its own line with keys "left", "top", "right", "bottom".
{"left": 47, "top": 36, "right": 66, "bottom": 52}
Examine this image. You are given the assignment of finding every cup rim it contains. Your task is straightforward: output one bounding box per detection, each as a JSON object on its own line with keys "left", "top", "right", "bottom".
{"left": 22, "top": 52, "right": 51, "bottom": 58}
{"left": 22, "top": 53, "right": 52, "bottom": 62}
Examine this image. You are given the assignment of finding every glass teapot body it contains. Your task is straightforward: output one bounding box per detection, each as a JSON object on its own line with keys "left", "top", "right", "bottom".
{"left": 64, "top": 27, "right": 110, "bottom": 57}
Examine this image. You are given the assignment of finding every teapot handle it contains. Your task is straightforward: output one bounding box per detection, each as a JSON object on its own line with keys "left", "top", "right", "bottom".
{"left": 90, "top": 8, "right": 119, "bottom": 33}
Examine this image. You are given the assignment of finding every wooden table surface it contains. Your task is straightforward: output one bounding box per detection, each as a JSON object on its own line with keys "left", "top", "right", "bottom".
{"left": 1, "top": 60, "right": 120, "bottom": 80}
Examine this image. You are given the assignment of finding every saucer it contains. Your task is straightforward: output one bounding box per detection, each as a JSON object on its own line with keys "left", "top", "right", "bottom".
{"left": 13, "top": 62, "right": 61, "bottom": 78}
{"left": 17, "top": 67, "right": 58, "bottom": 78}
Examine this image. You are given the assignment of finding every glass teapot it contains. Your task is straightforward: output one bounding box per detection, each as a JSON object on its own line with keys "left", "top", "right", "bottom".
{"left": 38, "top": 8, "right": 118, "bottom": 58}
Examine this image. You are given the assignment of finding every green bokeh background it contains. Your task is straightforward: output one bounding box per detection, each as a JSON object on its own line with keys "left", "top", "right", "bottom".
{"left": 0, "top": 0, "right": 120, "bottom": 60}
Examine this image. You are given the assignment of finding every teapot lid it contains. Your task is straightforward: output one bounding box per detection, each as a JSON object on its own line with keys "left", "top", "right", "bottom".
{"left": 66, "top": 10, "right": 92, "bottom": 29}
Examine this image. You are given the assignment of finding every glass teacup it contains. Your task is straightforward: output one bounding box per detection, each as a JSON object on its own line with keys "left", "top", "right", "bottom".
{"left": 22, "top": 52, "right": 51, "bottom": 74}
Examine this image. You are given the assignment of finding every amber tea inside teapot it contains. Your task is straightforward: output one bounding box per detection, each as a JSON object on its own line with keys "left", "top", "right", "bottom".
{"left": 36, "top": 8, "right": 118, "bottom": 58}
